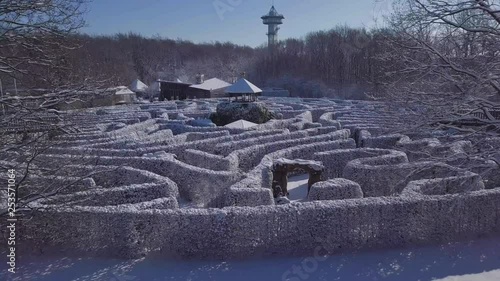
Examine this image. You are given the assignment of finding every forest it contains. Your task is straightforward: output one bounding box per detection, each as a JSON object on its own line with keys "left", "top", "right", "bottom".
{"left": 1, "top": 0, "right": 500, "bottom": 107}
{"left": 1, "top": 28, "right": 388, "bottom": 100}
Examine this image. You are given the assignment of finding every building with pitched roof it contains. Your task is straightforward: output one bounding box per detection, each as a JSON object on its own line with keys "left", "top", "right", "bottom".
{"left": 188, "top": 77, "right": 232, "bottom": 99}
{"left": 225, "top": 78, "right": 263, "bottom": 102}
{"left": 224, "top": 119, "right": 258, "bottom": 129}
{"left": 129, "top": 79, "right": 148, "bottom": 93}
{"left": 158, "top": 79, "right": 192, "bottom": 101}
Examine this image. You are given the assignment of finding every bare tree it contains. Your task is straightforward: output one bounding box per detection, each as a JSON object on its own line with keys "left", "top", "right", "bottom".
{"left": 251, "top": 26, "right": 389, "bottom": 99}
{"left": 0, "top": 0, "right": 98, "bottom": 215}
{"left": 0, "top": 0, "right": 89, "bottom": 85}
{"left": 374, "top": 0, "right": 500, "bottom": 136}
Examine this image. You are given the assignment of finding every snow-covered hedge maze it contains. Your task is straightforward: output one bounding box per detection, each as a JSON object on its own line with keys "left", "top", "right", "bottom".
{"left": 7, "top": 98, "right": 500, "bottom": 260}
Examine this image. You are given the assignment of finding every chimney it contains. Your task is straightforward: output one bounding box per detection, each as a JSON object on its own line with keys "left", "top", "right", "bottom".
{"left": 196, "top": 74, "right": 205, "bottom": 84}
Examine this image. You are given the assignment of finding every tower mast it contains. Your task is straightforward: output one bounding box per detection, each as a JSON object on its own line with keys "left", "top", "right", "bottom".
{"left": 261, "top": 5, "right": 284, "bottom": 53}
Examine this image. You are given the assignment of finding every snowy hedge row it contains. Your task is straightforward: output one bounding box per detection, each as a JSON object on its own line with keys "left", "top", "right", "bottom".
{"left": 17, "top": 188, "right": 500, "bottom": 259}
{"left": 226, "top": 138, "right": 356, "bottom": 207}
{"left": 47, "top": 128, "right": 295, "bottom": 159}
{"left": 157, "top": 129, "right": 287, "bottom": 156}
{"left": 44, "top": 146, "right": 144, "bottom": 157}
{"left": 314, "top": 148, "right": 409, "bottom": 180}
{"left": 318, "top": 112, "right": 341, "bottom": 129}
{"left": 38, "top": 183, "right": 178, "bottom": 208}
{"left": 36, "top": 154, "right": 242, "bottom": 207}
{"left": 105, "top": 119, "right": 159, "bottom": 139}
{"left": 159, "top": 123, "right": 246, "bottom": 135}
{"left": 229, "top": 129, "right": 351, "bottom": 172}
{"left": 278, "top": 108, "right": 327, "bottom": 122}
{"left": 185, "top": 130, "right": 229, "bottom": 142}
{"left": 313, "top": 146, "right": 484, "bottom": 198}
{"left": 80, "top": 129, "right": 176, "bottom": 149}
{"left": 214, "top": 129, "right": 299, "bottom": 156}
{"left": 55, "top": 135, "right": 120, "bottom": 148}
{"left": 181, "top": 149, "right": 238, "bottom": 171}
{"left": 395, "top": 137, "right": 472, "bottom": 162}
{"left": 308, "top": 178, "right": 363, "bottom": 201}
{"left": 362, "top": 133, "right": 408, "bottom": 149}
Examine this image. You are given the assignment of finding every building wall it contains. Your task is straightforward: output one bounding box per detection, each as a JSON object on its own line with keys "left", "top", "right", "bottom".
{"left": 159, "top": 82, "right": 191, "bottom": 101}
{"left": 210, "top": 87, "right": 230, "bottom": 98}
{"left": 186, "top": 88, "right": 210, "bottom": 99}
{"left": 186, "top": 87, "right": 229, "bottom": 99}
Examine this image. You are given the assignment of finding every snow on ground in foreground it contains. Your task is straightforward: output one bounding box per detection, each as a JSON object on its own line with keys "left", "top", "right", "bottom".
{"left": 436, "top": 270, "right": 500, "bottom": 281}
{"left": 2, "top": 236, "right": 499, "bottom": 281}
{"left": 287, "top": 174, "right": 309, "bottom": 202}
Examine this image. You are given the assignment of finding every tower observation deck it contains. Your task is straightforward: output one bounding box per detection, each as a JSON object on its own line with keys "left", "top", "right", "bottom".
{"left": 261, "top": 6, "right": 284, "bottom": 49}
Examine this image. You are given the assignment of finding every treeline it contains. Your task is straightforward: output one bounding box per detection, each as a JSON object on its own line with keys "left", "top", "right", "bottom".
{"left": 67, "top": 33, "right": 257, "bottom": 87}
{"left": 71, "top": 27, "right": 393, "bottom": 99}
{"left": 29, "top": 23, "right": 492, "bottom": 101}
{"left": 4, "top": 27, "right": 395, "bottom": 99}
{"left": 252, "top": 26, "right": 393, "bottom": 99}
{"left": 0, "top": 33, "right": 256, "bottom": 91}
{"left": 4, "top": 0, "right": 499, "bottom": 105}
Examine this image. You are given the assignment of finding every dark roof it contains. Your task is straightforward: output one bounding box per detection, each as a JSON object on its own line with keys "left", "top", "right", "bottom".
{"left": 262, "top": 5, "right": 284, "bottom": 20}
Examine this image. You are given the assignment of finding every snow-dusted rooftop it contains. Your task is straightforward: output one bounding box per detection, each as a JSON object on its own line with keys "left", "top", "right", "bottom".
{"left": 129, "top": 79, "right": 148, "bottom": 93}
{"left": 224, "top": 119, "right": 258, "bottom": 129}
{"left": 190, "top": 78, "right": 231, "bottom": 91}
{"left": 157, "top": 78, "right": 190, "bottom": 85}
{"left": 225, "top": 78, "right": 262, "bottom": 94}
{"left": 113, "top": 86, "right": 135, "bottom": 95}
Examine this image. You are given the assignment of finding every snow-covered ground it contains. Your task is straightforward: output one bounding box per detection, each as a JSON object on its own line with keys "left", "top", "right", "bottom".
{"left": 436, "top": 270, "right": 500, "bottom": 281}
{"left": 287, "top": 174, "right": 309, "bottom": 202}
{"left": 2, "top": 233, "right": 499, "bottom": 281}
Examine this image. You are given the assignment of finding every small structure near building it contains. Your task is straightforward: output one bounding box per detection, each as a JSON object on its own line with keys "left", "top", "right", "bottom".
{"left": 54, "top": 86, "right": 137, "bottom": 110}
{"left": 113, "top": 86, "right": 137, "bottom": 105}
{"left": 188, "top": 77, "right": 232, "bottom": 99}
{"left": 224, "top": 119, "right": 258, "bottom": 129}
{"left": 271, "top": 158, "right": 325, "bottom": 198}
{"left": 225, "top": 78, "right": 262, "bottom": 102}
{"left": 159, "top": 79, "right": 192, "bottom": 101}
{"left": 147, "top": 80, "right": 161, "bottom": 101}
{"left": 129, "top": 79, "right": 148, "bottom": 98}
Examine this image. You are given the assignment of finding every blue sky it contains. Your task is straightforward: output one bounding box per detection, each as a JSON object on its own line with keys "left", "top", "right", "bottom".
{"left": 83, "top": 0, "right": 391, "bottom": 47}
